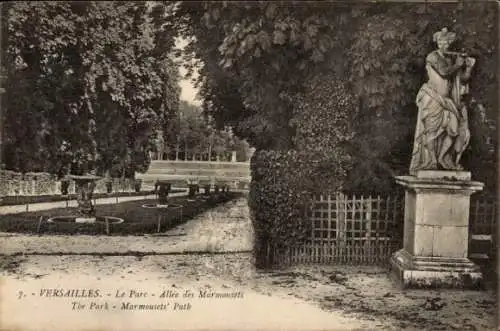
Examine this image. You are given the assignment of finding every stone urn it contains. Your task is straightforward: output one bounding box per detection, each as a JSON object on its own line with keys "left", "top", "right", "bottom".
{"left": 67, "top": 174, "right": 101, "bottom": 223}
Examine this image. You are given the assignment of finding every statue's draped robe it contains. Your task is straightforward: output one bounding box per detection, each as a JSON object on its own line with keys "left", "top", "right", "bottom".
{"left": 410, "top": 51, "right": 470, "bottom": 172}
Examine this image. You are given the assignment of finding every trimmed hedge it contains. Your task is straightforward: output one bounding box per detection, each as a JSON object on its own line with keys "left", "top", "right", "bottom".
{"left": 249, "top": 74, "right": 359, "bottom": 267}
{"left": 0, "top": 170, "right": 55, "bottom": 181}
{"left": 249, "top": 149, "right": 352, "bottom": 268}
{"left": 249, "top": 75, "right": 359, "bottom": 268}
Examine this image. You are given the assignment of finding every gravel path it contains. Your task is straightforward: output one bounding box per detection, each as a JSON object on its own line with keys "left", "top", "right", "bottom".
{"left": 1, "top": 254, "right": 494, "bottom": 331}
{"left": 0, "top": 254, "right": 374, "bottom": 331}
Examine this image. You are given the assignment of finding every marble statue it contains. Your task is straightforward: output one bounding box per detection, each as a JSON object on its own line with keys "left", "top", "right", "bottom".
{"left": 410, "top": 28, "right": 476, "bottom": 173}
{"left": 155, "top": 130, "right": 165, "bottom": 160}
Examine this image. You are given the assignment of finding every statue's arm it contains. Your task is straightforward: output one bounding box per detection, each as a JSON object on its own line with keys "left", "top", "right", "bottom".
{"left": 426, "top": 53, "right": 461, "bottom": 78}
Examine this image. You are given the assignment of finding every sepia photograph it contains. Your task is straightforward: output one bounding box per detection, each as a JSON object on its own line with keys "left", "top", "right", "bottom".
{"left": 0, "top": 1, "right": 498, "bottom": 330}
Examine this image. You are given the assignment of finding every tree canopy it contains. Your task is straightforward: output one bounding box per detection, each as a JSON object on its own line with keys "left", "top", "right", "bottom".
{"left": 3, "top": 1, "right": 496, "bottom": 191}
{"left": 175, "top": 1, "right": 498, "bottom": 192}
{"left": 4, "top": 1, "right": 180, "bottom": 177}
{"left": 162, "top": 100, "right": 250, "bottom": 161}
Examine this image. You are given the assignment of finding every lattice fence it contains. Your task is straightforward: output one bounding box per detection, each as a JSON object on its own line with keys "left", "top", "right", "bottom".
{"left": 470, "top": 196, "right": 497, "bottom": 235}
{"left": 272, "top": 193, "right": 497, "bottom": 266}
{"left": 273, "top": 193, "right": 405, "bottom": 266}
{"left": 469, "top": 195, "right": 497, "bottom": 260}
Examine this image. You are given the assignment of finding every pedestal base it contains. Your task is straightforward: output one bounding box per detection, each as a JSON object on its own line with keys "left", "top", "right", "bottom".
{"left": 391, "top": 173, "right": 484, "bottom": 290}
{"left": 390, "top": 249, "right": 483, "bottom": 289}
{"left": 75, "top": 217, "right": 97, "bottom": 223}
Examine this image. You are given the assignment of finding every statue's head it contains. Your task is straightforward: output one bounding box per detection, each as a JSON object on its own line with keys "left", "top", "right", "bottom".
{"left": 433, "top": 28, "right": 456, "bottom": 51}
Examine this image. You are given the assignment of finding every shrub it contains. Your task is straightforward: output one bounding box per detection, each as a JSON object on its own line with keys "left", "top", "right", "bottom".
{"left": 249, "top": 75, "right": 358, "bottom": 268}
{"left": 250, "top": 148, "right": 352, "bottom": 268}
{"left": 0, "top": 170, "right": 23, "bottom": 181}
{"left": 24, "top": 172, "right": 55, "bottom": 181}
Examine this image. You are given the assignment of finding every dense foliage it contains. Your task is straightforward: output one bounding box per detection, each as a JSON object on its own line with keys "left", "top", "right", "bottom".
{"left": 292, "top": 72, "right": 357, "bottom": 188}
{"left": 249, "top": 73, "right": 359, "bottom": 267}
{"left": 249, "top": 150, "right": 311, "bottom": 267}
{"left": 4, "top": 2, "right": 180, "bottom": 177}
{"left": 176, "top": 1, "right": 497, "bottom": 191}
{"left": 345, "top": 2, "right": 497, "bottom": 191}
{"left": 176, "top": 2, "right": 353, "bottom": 150}
{"left": 175, "top": 2, "right": 498, "bottom": 266}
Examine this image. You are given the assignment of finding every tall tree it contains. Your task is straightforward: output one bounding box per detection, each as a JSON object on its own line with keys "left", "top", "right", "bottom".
{"left": 4, "top": 1, "right": 181, "bottom": 178}
{"left": 172, "top": 100, "right": 248, "bottom": 161}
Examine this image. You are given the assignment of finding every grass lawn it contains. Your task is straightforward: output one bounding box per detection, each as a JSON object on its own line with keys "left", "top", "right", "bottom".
{"left": 0, "top": 189, "right": 186, "bottom": 206}
{"left": 0, "top": 192, "right": 242, "bottom": 236}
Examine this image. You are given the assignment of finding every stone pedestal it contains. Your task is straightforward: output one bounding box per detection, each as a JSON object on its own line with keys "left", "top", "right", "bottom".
{"left": 390, "top": 171, "right": 484, "bottom": 289}
{"left": 231, "top": 151, "right": 237, "bottom": 162}
{"left": 75, "top": 217, "right": 97, "bottom": 223}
